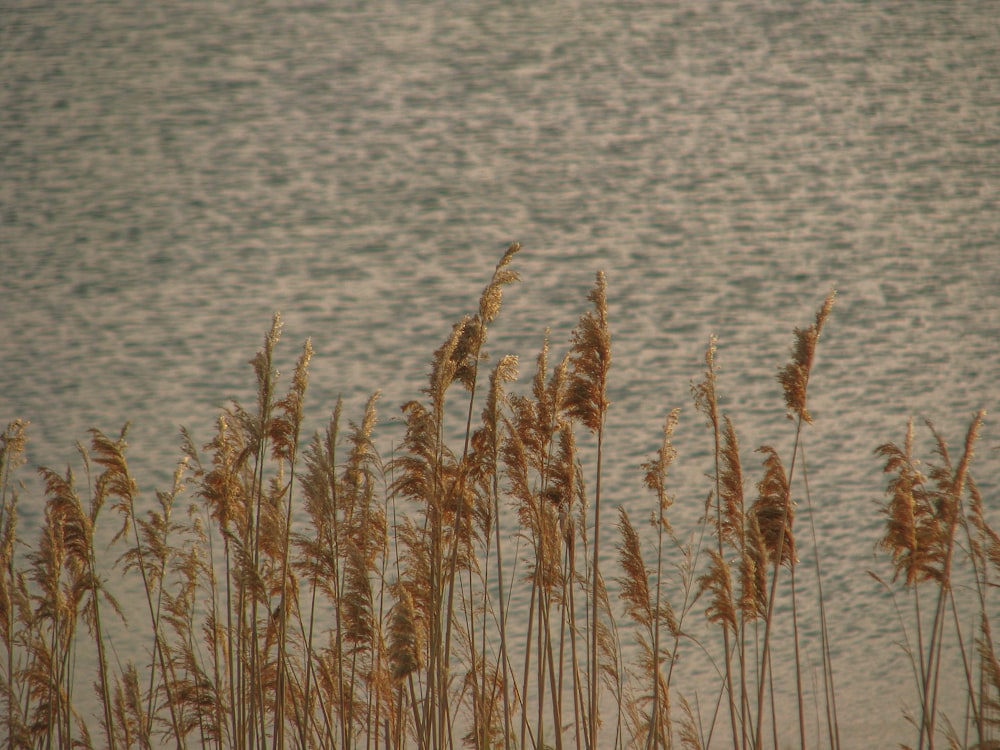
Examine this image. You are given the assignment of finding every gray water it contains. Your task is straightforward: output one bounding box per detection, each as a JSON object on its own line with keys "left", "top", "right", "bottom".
{"left": 2, "top": 0, "right": 999, "bottom": 746}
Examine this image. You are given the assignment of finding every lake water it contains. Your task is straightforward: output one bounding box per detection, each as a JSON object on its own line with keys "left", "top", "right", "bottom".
{"left": 2, "top": 0, "right": 999, "bottom": 746}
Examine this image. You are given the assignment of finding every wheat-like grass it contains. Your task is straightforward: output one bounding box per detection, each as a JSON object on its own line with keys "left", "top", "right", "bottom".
{"left": 3, "top": 253, "right": 998, "bottom": 750}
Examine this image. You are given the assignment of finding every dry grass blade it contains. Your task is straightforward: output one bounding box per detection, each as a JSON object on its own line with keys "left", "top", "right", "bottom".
{"left": 641, "top": 409, "right": 679, "bottom": 529}
{"left": 677, "top": 693, "right": 705, "bottom": 750}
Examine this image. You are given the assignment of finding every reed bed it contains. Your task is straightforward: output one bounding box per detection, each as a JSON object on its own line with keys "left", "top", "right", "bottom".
{"left": 0, "top": 245, "right": 996, "bottom": 750}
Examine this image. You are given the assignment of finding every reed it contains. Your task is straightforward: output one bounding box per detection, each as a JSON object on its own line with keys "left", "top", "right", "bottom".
{"left": 875, "top": 410, "right": 995, "bottom": 750}
{"left": 566, "top": 271, "right": 612, "bottom": 750}
{"left": 0, "top": 249, "right": 994, "bottom": 750}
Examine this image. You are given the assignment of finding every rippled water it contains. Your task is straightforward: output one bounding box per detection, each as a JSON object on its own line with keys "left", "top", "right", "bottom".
{"left": 3, "top": 0, "right": 999, "bottom": 746}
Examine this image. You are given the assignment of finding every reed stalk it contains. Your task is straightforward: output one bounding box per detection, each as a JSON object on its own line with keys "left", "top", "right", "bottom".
{"left": 692, "top": 337, "right": 741, "bottom": 750}
{"left": 800, "top": 444, "right": 840, "bottom": 750}
{"left": 966, "top": 474, "right": 1000, "bottom": 745}
{"left": 920, "top": 413, "right": 983, "bottom": 750}
{"left": 297, "top": 399, "right": 342, "bottom": 747}
{"left": 753, "top": 290, "right": 835, "bottom": 750}
{"left": 566, "top": 271, "right": 611, "bottom": 750}
{"left": 442, "top": 243, "right": 520, "bottom": 750}
{"left": 271, "top": 337, "right": 312, "bottom": 750}
{"left": 636, "top": 408, "right": 679, "bottom": 750}
{"left": 476, "top": 355, "right": 518, "bottom": 750}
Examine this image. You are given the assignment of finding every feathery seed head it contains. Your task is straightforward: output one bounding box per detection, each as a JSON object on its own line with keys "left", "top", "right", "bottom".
{"left": 739, "top": 513, "right": 768, "bottom": 618}
{"left": 428, "top": 316, "right": 469, "bottom": 404}
{"left": 478, "top": 241, "right": 521, "bottom": 323}
{"left": 566, "top": 271, "right": 612, "bottom": 433}
{"left": 691, "top": 336, "right": 719, "bottom": 430}
{"left": 1, "top": 419, "right": 29, "bottom": 473}
{"left": 718, "top": 416, "right": 745, "bottom": 548}
{"left": 875, "top": 419, "right": 925, "bottom": 585}
{"left": 751, "top": 445, "right": 795, "bottom": 567}
{"left": 642, "top": 408, "right": 680, "bottom": 527}
{"left": 699, "top": 549, "right": 737, "bottom": 633}
{"left": 777, "top": 290, "right": 835, "bottom": 423}
{"left": 617, "top": 507, "right": 652, "bottom": 628}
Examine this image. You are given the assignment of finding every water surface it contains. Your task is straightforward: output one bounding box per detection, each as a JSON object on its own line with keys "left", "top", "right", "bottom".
{"left": 2, "top": 1, "right": 999, "bottom": 746}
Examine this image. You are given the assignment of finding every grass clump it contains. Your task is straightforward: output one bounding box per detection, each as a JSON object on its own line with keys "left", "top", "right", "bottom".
{"left": 0, "top": 245, "right": 995, "bottom": 750}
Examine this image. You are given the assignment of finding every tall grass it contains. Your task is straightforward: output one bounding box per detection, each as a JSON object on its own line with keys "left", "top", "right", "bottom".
{"left": 0, "top": 246, "right": 995, "bottom": 749}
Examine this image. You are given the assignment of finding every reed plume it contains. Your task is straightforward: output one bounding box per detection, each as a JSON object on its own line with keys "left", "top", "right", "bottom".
{"left": 444, "top": 247, "right": 521, "bottom": 750}
{"left": 677, "top": 693, "right": 705, "bottom": 750}
{"left": 876, "top": 420, "right": 927, "bottom": 587}
{"left": 391, "top": 316, "right": 465, "bottom": 748}
{"left": 738, "top": 513, "right": 767, "bottom": 622}
{"left": 776, "top": 291, "right": 835, "bottom": 424}
{"left": 112, "top": 662, "right": 149, "bottom": 750}
{"left": 965, "top": 471, "right": 1000, "bottom": 747}
{"left": 565, "top": 271, "right": 611, "bottom": 435}
{"left": 751, "top": 447, "right": 794, "bottom": 569}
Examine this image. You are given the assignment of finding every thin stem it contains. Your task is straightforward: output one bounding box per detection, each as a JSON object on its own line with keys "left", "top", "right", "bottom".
{"left": 754, "top": 416, "right": 803, "bottom": 750}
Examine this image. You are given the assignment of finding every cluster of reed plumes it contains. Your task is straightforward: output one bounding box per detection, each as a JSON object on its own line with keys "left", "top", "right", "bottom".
{"left": 0, "top": 244, "right": 997, "bottom": 750}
